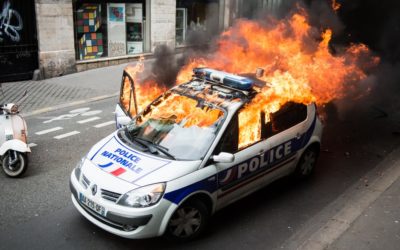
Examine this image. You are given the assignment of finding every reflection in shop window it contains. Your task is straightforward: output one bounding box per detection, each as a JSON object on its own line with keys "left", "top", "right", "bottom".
{"left": 176, "top": 0, "right": 220, "bottom": 46}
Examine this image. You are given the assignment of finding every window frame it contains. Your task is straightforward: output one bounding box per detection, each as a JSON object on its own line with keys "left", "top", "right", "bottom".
{"left": 119, "top": 70, "right": 138, "bottom": 118}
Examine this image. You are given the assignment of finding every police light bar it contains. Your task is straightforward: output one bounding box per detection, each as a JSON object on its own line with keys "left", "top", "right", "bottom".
{"left": 193, "top": 68, "right": 254, "bottom": 91}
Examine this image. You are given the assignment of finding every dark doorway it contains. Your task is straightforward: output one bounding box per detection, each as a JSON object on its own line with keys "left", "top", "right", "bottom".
{"left": 0, "top": 0, "right": 38, "bottom": 82}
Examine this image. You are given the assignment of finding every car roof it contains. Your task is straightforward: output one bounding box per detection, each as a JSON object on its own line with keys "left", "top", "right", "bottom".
{"left": 170, "top": 68, "right": 262, "bottom": 112}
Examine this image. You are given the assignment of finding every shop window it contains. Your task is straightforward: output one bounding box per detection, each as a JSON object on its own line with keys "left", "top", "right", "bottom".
{"left": 176, "top": 0, "right": 219, "bottom": 46}
{"left": 73, "top": 0, "right": 148, "bottom": 60}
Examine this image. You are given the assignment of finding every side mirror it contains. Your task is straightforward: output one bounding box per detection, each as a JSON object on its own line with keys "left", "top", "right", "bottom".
{"left": 116, "top": 116, "right": 131, "bottom": 127}
{"left": 212, "top": 152, "right": 234, "bottom": 163}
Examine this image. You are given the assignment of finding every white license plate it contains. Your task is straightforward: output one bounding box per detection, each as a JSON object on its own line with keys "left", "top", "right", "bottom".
{"left": 79, "top": 193, "right": 106, "bottom": 216}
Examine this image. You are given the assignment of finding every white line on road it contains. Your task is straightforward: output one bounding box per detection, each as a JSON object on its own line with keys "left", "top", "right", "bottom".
{"left": 94, "top": 121, "right": 115, "bottom": 128}
{"left": 35, "top": 127, "right": 63, "bottom": 135}
{"left": 54, "top": 131, "right": 80, "bottom": 140}
{"left": 28, "top": 143, "right": 37, "bottom": 148}
{"left": 77, "top": 117, "right": 101, "bottom": 124}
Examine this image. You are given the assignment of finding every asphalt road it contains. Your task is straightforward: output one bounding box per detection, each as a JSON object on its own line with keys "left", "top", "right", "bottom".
{"left": 0, "top": 97, "right": 399, "bottom": 250}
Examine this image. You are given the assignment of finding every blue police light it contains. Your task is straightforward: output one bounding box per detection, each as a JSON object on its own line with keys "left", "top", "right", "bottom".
{"left": 193, "top": 68, "right": 254, "bottom": 90}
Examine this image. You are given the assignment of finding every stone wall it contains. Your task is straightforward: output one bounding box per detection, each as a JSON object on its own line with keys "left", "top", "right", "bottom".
{"left": 35, "top": 0, "right": 76, "bottom": 79}
{"left": 150, "top": 0, "right": 176, "bottom": 51}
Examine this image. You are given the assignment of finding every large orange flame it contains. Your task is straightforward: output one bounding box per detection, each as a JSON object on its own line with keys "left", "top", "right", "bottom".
{"left": 124, "top": 9, "right": 379, "bottom": 148}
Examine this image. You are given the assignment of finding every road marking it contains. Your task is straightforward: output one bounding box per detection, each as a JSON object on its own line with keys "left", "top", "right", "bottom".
{"left": 81, "top": 110, "right": 102, "bottom": 116}
{"left": 54, "top": 131, "right": 80, "bottom": 139}
{"left": 43, "top": 108, "right": 102, "bottom": 124}
{"left": 28, "top": 143, "right": 37, "bottom": 148}
{"left": 94, "top": 121, "right": 115, "bottom": 128}
{"left": 77, "top": 117, "right": 101, "bottom": 124}
{"left": 69, "top": 107, "right": 91, "bottom": 114}
{"left": 35, "top": 127, "right": 63, "bottom": 135}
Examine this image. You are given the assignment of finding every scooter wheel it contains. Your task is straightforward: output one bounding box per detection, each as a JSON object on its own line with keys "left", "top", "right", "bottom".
{"left": 2, "top": 152, "right": 28, "bottom": 178}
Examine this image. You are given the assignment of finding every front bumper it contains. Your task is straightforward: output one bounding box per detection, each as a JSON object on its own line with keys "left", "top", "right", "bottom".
{"left": 70, "top": 170, "right": 177, "bottom": 239}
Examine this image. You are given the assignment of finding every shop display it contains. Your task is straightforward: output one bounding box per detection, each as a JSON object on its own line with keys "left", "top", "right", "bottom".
{"left": 107, "top": 3, "right": 126, "bottom": 57}
{"left": 79, "top": 33, "right": 104, "bottom": 60}
{"left": 76, "top": 4, "right": 101, "bottom": 33}
{"left": 76, "top": 4, "right": 103, "bottom": 60}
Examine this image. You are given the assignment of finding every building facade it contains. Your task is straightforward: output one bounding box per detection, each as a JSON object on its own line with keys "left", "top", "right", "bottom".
{"left": 0, "top": 0, "right": 284, "bottom": 81}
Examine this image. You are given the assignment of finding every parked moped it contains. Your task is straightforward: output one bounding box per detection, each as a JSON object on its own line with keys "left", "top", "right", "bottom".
{"left": 0, "top": 84, "right": 30, "bottom": 177}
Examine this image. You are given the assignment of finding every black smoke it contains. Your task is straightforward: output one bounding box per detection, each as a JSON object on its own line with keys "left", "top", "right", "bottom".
{"left": 150, "top": 45, "right": 180, "bottom": 89}
{"left": 149, "top": 0, "right": 400, "bottom": 119}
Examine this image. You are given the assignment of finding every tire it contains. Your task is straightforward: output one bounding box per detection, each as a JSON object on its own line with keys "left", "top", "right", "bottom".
{"left": 2, "top": 151, "right": 28, "bottom": 178}
{"left": 294, "top": 146, "right": 319, "bottom": 179}
{"left": 165, "top": 199, "right": 209, "bottom": 242}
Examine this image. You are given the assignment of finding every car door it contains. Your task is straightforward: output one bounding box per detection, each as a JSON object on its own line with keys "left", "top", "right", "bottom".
{"left": 214, "top": 112, "right": 272, "bottom": 210}
{"left": 115, "top": 70, "right": 137, "bottom": 128}
{"left": 261, "top": 102, "right": 310, "bottom": 179}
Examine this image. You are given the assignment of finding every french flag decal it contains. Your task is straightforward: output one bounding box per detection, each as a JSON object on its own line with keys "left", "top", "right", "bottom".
{"left": 110, "top": 167, "right": 126, "bottom": 176}
{"left": 98, "top": 162, "right": 126, "bottom": 177}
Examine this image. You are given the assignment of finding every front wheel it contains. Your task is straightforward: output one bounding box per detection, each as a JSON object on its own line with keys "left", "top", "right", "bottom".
{"left": 2, "top": 151, "right": 28, "bottom": 177}
{"left": 165, "top": 199, "right": 209, "bottom": 242}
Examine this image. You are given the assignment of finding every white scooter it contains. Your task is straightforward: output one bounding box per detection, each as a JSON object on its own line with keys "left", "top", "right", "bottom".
{"left": 0, "top": 85, "right": 30, "bottom": 177}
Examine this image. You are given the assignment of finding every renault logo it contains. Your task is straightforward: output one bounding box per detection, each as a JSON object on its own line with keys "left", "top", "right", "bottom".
{"left": 91, "top": 184, "right": 97, "bottom": 196}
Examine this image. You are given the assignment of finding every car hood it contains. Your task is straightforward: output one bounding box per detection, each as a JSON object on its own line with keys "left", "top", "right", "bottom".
{"left": 86, "top": 131, "right": 201, "bottom": 186}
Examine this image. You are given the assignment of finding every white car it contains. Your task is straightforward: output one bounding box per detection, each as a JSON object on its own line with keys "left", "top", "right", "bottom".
{"left": 70, "top": 68, "right": 323, "bottom": 241}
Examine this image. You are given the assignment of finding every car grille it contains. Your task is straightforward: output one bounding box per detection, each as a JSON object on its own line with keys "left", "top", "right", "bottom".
{"left": 81, "top": 174, "right": 90, "bottom": 189}
{"left": 101, "top": 189, "right": 122, "bottom": 203}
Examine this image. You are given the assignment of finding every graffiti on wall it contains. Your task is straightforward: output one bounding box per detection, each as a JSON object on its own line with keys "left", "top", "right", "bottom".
{"left": 0, "top": 0, "right": 23, "bottom": 43}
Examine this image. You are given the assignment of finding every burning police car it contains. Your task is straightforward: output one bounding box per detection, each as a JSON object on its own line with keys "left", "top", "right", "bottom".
{"left": 70, "top": 68, "right": 322, "bottom": 240}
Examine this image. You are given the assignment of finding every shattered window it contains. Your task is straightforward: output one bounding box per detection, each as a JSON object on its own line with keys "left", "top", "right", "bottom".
{"left": 120, "top": 75, "right": 135, "bottom": 116}
{"left": 264, "top": 102, "right": 308, "bottom": 136}
{"left": 126, "top": 93, "right": 225, "bottom": 160}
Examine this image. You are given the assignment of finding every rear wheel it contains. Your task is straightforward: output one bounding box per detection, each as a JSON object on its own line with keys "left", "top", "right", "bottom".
{"left": 165, "top": 199, "right": 209, "bottom": 241}
{"left": 294, "top": 146, "right": 319, "bottom": 179}
{"left": 2, "top": 151, "right": 28, "bottom": 177}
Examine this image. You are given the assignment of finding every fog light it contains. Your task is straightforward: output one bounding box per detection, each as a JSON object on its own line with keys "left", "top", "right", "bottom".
{"left": 123, "top": 224, "right": 135, "bottom": 231}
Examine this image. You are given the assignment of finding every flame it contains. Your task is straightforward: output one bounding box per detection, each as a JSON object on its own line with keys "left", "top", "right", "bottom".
{"left": 123, "top": 56, "right": 166, "bottom": 116}
{"left": 332, "top": 0, "right": 341, "bottom": 12}
{"left": 124, "top": 9, "right": 378, "bottom": 149}
{"left": 138, "top": 93, "right": 223, "bottom": 128}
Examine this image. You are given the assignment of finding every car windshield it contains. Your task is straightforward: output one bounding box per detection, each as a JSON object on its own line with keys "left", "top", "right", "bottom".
{"left": 125, "top": 92, "right": 226, "bottom": 160}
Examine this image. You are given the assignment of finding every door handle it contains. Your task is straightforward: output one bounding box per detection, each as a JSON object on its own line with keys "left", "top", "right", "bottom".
{"left": 296, "top": 133, "right": 301, "bottom": 139}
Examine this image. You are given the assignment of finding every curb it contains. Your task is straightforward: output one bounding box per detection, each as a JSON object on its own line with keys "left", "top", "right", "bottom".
{"left": 282, "top": 146, "right": 400, "bottom": 250}
{"left": 21, "top": 92, "right": 119, "bottom": 117}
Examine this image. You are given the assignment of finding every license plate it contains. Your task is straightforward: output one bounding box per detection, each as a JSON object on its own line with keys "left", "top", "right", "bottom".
{"left": 79, "top": 193, "right": 106, "bottom": 216}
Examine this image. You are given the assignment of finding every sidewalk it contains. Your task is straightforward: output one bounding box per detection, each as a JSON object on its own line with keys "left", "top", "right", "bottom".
{"left": 1, "top": 62, "right": 129, "bottom": 116}
{"left": 285, "top": 145, "right": 400, "bottom": 250}
{"left": 327, "top": 177, "right": 400, "bottom": 250}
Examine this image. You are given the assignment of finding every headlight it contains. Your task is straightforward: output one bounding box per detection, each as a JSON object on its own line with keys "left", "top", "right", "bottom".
{"left": 117, "top": 183, "right": 166, "bottom": 208}
{"left": 10, "top": 104, "right": 18, "bottom": 114}
{"left": 74, "top": 157, "right": 85, "bottom": 180}
{"left": 3, "top": 104, "right": 19, "bottom": 114}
